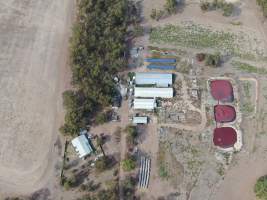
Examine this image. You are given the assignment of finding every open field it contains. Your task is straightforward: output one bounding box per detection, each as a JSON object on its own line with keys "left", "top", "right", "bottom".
{"left": 0, "top": 0, "right": 74, "bottom": 197}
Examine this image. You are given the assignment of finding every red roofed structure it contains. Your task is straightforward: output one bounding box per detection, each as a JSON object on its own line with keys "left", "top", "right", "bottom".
{"left": 213, "top": 127, "right": 237, "bottom": 148}
{"left": 210, "top": 80, "right": 234, "bottom": 102}
{"left": 214, "top": 105, "right": 236, "bottom": 123}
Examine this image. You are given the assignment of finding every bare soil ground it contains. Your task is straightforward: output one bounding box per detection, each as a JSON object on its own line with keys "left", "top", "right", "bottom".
{"left": 0, "top": 0, "right": 74, "bottom": 197}
{"left": 135, "top": 0, "right": 267, "bottom": 199}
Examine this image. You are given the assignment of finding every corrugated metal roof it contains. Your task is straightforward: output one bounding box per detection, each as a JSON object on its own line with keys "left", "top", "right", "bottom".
{"left": 135, "top": 72, "right": 172, "bottom": 87}
{"left": 134, "top": 87, "right": 173, "bottom": 98}
{"left": 133, "top": 116, "right": 148, "bottom": 124}
{"left": 144, "top": 58, "right": 176, "bottom": 63}
{"left": 147, "top": 65, "right": 176, "bottom": 70}
{"left": 71, "top": 135, "right": 93, "bottom": 158}
{"left": 133, "top": 98, "right": 156, "bottom": 110}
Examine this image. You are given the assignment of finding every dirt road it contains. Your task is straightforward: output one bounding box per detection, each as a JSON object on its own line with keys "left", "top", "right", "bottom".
{"left": 0, "top": 0, "right": 74, "bottom": 197}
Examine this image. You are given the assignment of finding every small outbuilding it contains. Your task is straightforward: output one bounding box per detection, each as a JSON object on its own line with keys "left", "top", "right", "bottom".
{"left": 71, "top": 135, "right": 94, "bottom": 158}
{"left": 133, "top": 116, "right": 148, "bottom": 124}
{"left": 134, "top": 87, "right": 173, "bottom": 98}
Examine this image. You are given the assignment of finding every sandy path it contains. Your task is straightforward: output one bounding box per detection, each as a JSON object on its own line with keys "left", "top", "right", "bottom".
{"left": 0, "top": 0, "right": 74, "bottom": 196}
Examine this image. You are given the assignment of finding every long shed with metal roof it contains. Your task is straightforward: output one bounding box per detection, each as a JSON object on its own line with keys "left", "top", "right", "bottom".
{"left": 134, "top": 87, "right": 173, "bottom": 98}
{"left": 133, "top": 98, "right": 156, "bottom": 110}
{"left": 135, "top": 72, "right": 172, "bottom": 87}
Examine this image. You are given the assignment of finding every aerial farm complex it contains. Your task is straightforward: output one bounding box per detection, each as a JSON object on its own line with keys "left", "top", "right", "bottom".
{"left": 3, "top": 0, "right": 267, "bottom": 200}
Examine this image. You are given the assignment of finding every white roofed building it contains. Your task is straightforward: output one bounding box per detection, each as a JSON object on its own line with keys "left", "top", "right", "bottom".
{"left": 133, "top": 98, "right": 156, "bottom": 110}
{"left": 133, "top": 116, "right": 148, "bottom": 124}
{"left": 134, "top": 87, "right": 173, "bottom": 98}
{"left": 135, "top": 72, "right": 172, "bottom": 87}
{"left": 71, "top": 135, "right": 93, "bottom": 158}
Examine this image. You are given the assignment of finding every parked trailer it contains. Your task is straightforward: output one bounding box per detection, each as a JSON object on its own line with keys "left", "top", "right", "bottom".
{"left": 147, "top": 65, "right": 176, "bottom": 70}
{"left": 144, "top": 58, "right": 176, "bottom": 63}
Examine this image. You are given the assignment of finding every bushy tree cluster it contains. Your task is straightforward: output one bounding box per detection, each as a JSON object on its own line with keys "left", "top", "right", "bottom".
{"left": 204, "top": 52, "right": 221, "bottom": 67}
{"left": 121, "top": 155, "right": 136, "bottom": 171}
{"left": 77, "top": 180, "right": 119, "bottom": 200}
{"left": 200, "top": 0, "right": 234, "bottom": 16}
{"left": 254, "top": 175, "right": 267, "bottom": 200}
{"left": 164, "top": 0, "right": 177, "bottom": 14}
{"left": 257, "top": 0, "right": 267, "bottom": 17}
{"left": 61, "top": 0, "right": 132, "bottom": 136}
{"left": 122, "top": 176, "right": 136, "bottom": 199}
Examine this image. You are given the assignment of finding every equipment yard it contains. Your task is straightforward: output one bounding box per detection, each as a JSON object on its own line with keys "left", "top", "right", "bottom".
{"left": 3, "top": 0, "right": 267, "bottom": 200}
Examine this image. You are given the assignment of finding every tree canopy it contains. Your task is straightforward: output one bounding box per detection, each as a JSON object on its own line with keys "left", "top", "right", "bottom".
{"left": 257, "top": 0, "right": 267, "bottom": 17}
{"left": 61, "top": 0, "right": 134, "bottom": 136}
{"left": 255, "top": 175, "right": 267, "bottom": 200}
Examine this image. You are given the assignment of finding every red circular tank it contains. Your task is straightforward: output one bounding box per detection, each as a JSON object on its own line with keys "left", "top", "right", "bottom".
{"left": 214, "top": 105, "right": 236, "bottom": 123}
{"left": 210, "top": 80, "right": 234, "bottom": 102}
{"left": 213, "top": 127, "right": 237, "bottom": 148}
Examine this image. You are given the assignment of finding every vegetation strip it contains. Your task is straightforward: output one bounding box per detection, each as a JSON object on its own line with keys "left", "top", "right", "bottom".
{"left": 61, "top": 0, "right": 134, "bottom": 136}
{"left": 149, "top": 23, "right": 265, "bottom": 58}
{"left": 232, "top": 61, "right": 267, "bottom": 74}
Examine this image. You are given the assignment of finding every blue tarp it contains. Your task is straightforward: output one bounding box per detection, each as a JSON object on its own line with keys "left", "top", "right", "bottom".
{"left": 144, "top": 58, "right": 176, "bottom": 63}
{"left": 147, "top": 65, "right": 176, "bottom": 70}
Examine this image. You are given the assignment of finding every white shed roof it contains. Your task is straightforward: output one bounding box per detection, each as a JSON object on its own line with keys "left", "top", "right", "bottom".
{"left": 71, "top": 135, "right": 93, "bottom": 158}
{"left": 133, "top": 98, "right": 156, "bottom": 110}
{"left": 135, "top": 72, "right": 172, "bottom": 87}
{"left": 134, "top": 87, "right": 173, "bottom": 98}
{"left": 133, "top": 116, "right": 148, "bottom": 124}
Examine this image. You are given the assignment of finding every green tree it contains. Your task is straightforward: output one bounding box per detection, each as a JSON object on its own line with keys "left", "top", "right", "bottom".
{"left": 125, "top": 125, "right": 138, "bottom": 146}
{"left": 122, "top": 156, "right": 136, "bottom": 171}
{"left": 150, "top": 9, "right": 157, "bottom": 19}
{"left": 95, "top": 112, "right": 108, "bottom": 125}
{"left": 122, "top": 176, "right": 136, "bottom": 199}
{"left": 222, "top": 3, "right": 234, "bottom": 16}
{"left": 255, "top": 175, "right": 267, "bottom": 200}
{"left": 200, "top": 2, "right": 211, "bottom": 11}
{"left": 204, "top": 53, "right": 221, "bottom": 67}
{"left": 61, "top": 0, "right": 137, "bottom": 137}
{"left": 164, "top": 0, "right": 177, "bottom": 14}
{"left": 257, "top": 0, "right": 267, "bottom": 17}
{"left": 95, "top": 156, "right": 109, "bottom": 173}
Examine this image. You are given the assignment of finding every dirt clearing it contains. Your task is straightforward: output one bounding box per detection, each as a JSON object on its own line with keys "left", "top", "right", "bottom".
{"left": 0, "top": 0, "right": 74, "bottom": 197}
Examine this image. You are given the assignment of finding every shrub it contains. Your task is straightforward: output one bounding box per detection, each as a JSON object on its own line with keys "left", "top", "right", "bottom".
{"left": 95, "top": 156, "right": 109, "bottom": 173}
{"left": 150, "top": 9, "right": 164, "bottom": 21}
{"left": 122, "top": 156, "right": 136, "bottom": 171}
{"left": 196, "top": 53, "right": 206, "bottom": 62}
{"left": 204, "top": 53, "right": 221, "bottom": 67}
{"left": 257, "top": 0, "right": 267, "bottom": 17}
{"left": 63, "top": 176, "right": 76, "bottom": 190}
{"left": 254, "top": 175, "right": 267, "bottom": 200}
{"left": 95, "top": 112, "right": 109, "bottom": 125}
{"left": 122, "top": 176, "right": 136, "bottom": 199}
{"left": 132, "top": 25, "right": 144, "bottom": 37}
{"left": 125, "top": 125, "right": 138, "bottom": 146}
{"left": 200, "top": 0, "right": 234, "bottom": 16}
{"left": 222, "top": 3, "right": 234, "bottom": 16}
{"left": 200, "top": 2, "right": 211, "bottom": 11}
{"left": 164, "top": 0, "right": 177, "bottom": 14}
{"left": 150, "top": 9, "right": 157, "bottom": 19}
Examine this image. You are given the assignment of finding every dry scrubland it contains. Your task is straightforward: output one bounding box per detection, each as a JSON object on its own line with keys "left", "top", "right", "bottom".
{"left": 0, "top": 0, "right": 74, "bottom": 196}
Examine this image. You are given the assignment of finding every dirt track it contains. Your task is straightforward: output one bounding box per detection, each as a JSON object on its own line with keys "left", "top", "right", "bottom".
{"left": 0, "top": 0, "right": 74, "bottom": 196}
